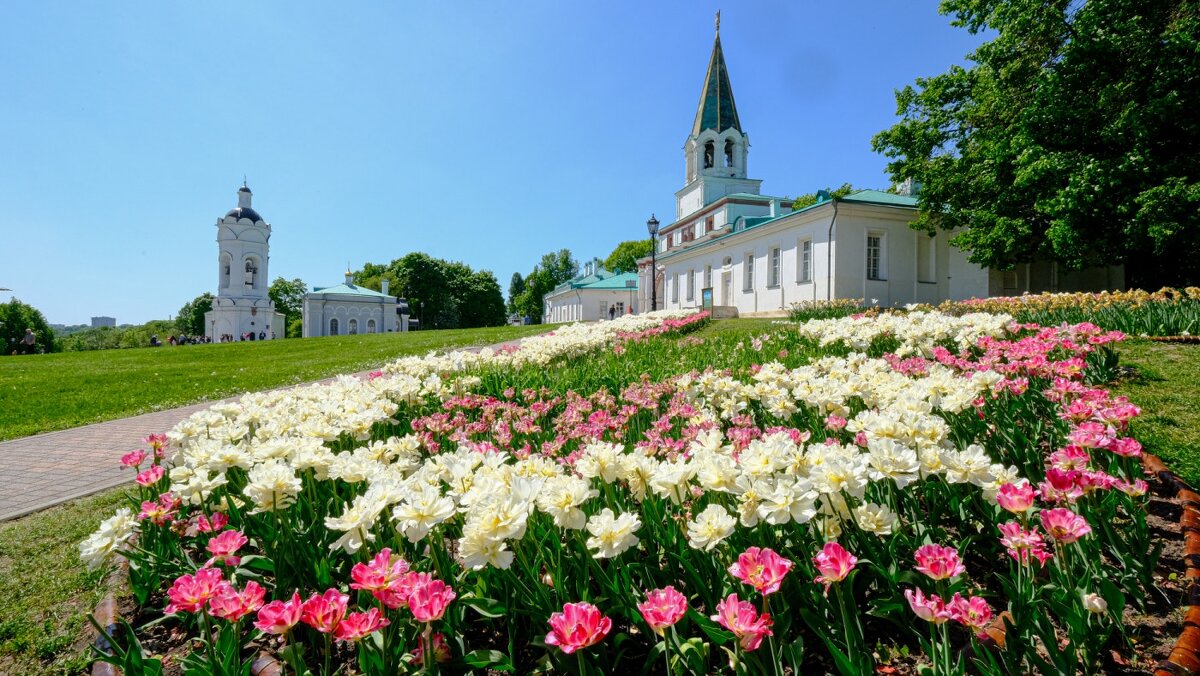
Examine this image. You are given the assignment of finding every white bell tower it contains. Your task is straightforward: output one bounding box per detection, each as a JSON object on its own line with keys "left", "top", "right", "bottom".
{"left": 203, "top": 183, "right": 285, "bottom": 341}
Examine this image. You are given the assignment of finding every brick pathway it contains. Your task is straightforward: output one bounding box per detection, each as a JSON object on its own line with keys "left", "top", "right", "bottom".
{"left": 0, "top": 338, "right": 530, "bottom": 522}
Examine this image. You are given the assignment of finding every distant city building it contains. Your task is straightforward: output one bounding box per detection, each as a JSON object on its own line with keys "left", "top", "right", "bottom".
{"left": 203, "top": 184, "right": 286, "bottom": 341}
{"left": 302, "top": 273, "right": 409, "bottom": 337}
{"left": 91, "top": 316, "right": 116, "bottom": 328}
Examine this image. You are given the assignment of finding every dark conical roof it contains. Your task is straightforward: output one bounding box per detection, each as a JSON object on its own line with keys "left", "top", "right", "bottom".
{"left": 691, "top": 33, "right": 742, "bottom": 136}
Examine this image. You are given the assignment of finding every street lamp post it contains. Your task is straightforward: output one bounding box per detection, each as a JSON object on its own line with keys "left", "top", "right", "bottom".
{"left": 646, "top": 214, "right": 660, "bottom": 312}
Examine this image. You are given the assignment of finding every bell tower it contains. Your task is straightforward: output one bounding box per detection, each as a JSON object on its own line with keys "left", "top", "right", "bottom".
{"left": 204, "top": 183, "right": 283, "bottom": 341}
{"left": 675, "top": 13, "right": 762, "bottom": 219}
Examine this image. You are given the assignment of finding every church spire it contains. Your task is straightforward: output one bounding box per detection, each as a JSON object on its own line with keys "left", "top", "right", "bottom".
{"left": 691, "top": 11, "right": 742, "bottom": 136}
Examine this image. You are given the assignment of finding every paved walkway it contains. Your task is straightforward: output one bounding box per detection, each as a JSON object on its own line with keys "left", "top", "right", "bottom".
{"left": 0, "top": 338, "right": 529, "bottom": 522}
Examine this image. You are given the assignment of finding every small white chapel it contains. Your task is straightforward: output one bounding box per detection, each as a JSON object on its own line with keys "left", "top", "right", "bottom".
{"left": 204, "top": 184, "right": 286, "bottom": 341}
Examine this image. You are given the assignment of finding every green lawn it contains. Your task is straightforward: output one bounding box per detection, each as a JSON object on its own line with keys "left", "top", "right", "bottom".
{"left": 0, "top": 326, "right": 550, "bottom": 442}
{"left": 0, "top": 486, "right": 128, "bottom": 675}
{"left": 1110, "top": 340, "right": 1200, "bottom": 486}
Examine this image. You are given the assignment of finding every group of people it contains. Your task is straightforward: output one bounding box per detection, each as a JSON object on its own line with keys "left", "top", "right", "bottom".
{"left": 149, "top": 334, "right": 213, "bottom": 347}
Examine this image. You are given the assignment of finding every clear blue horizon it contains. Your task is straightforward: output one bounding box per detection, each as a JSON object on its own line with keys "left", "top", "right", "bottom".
{"left": 0, "top": 2, "right": 985, "bottom": 326}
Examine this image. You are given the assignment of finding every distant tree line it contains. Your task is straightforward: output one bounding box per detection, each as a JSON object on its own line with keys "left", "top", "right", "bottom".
{"left": 508, "top": 249, "right": 579, "bottom": 324}
{"left": 0, "top": 299, "right": 57, "bottom": 355}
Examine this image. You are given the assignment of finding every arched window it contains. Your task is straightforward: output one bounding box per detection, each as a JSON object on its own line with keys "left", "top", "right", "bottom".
{"left": 703, "top": 141, "right": 715, "bottom": 169}
{"left": 367, "top": 319, "right": 377, "bottom": 333}
{"left": 330, "top": 318, "right": 339, "bottom": 336}
{"left": 221, "top": 254, "right": 231, "bottom": 289}
{"left": 724, "top": 139, "right": 735, "bottom": 168}
{"left": 244, "top": 259, "right": 256, "bottom": 288}
{"left": 348, "top": 318, "right": 358, "bottom": 335}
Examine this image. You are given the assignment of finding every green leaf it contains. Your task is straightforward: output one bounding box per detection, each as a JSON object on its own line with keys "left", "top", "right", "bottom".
{"left": 453, "top": 649, "right": 514, "bottom": 671}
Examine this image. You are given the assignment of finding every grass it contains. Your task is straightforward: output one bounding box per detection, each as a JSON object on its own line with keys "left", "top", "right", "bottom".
{"left": 0, "top": 486, "right": 129, "bottom": 675}
{"left": 0, "top": 325, "right": 551, "bottom": 442}
{"left": 1110, "top": 340, "right": 1200, "bottom": 487}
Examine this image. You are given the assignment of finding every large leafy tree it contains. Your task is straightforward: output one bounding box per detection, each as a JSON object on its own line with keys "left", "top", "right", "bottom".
{"left": 513, "top": 249, "right": 579, "bottom": 323}
{"left": 872, "top": 0, "right": 1200, "bottom": 287}
{"left": 603, "top": 240, "right": 652, "bottom": 274}
{"left": 507, "top": 272, "right": 526, "bottom": 315}
{"left": 352, "top": 253, "right": 506, "bottom": 329}
{"left": 175, "top": 293, "right": 214, "bottom": 336}
{"left": 268, "top": 277, "right": 307, "bottom": 338}
{"left": 0, "top": 298, "right": 57, "bottom": 354}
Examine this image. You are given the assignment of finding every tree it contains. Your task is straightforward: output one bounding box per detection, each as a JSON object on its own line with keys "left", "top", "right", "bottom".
{"left": 0, "top": 298, "right": 57, "bottom": 354}
{"left": 352, "top": 253, "right": 506, "bottom": 330}
{"left": 872, "top": 0, "right": 1200, "bottom": 287}
{"left": 512, "top": 249, "right": 579, "bottom": 323}
{"left": 175, "top": 293, "right": 213, "bottom": 336}
{"left": 603, "top": 240, "right": 652, "bottom": 274}
{"left": 507, "top": 272, "right": 526, "bottom": 315}
{"left": 268, "top": 277, "right": 307, "bottom": 338}
{"left": 791, "top": 183, "right": 856, "bottom": 210}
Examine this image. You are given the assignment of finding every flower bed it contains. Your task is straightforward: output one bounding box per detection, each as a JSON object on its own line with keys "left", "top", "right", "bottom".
{"left": 937, "top": 287, "right": 1200, "bottom": 337}
{"left": 82, "top": 309, "right": 1173, "bottom": 674}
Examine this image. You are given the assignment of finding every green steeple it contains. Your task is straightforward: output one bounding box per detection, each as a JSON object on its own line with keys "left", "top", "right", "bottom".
{"left": 691, "top": 18, "right": 742, "bottom": 136}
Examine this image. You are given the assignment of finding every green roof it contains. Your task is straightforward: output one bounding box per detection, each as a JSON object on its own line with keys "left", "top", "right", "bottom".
{"left": 841, "top": 189, "right": 918, "bottom": 207}
{"left": 579, "top": 271, "right": 638, "bottom": 290}
{"left": 692, "top": 32, "right": 742, "bottom": 136}
{"left": 310, "top": 283, "right": 394, "bottom": 298}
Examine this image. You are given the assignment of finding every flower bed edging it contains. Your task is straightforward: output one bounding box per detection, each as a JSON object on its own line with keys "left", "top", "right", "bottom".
{"left": 1145, "top": 452, "right": 1200, "bottom": 676}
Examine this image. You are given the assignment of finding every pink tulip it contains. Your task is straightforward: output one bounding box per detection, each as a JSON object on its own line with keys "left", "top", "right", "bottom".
{"left": 350, "top": 548, "right": 411, "bottom": 593}
{"left": 120, "top": 450, "right": 148, "bottom": 468}
{"left": 998, "top": 521, "right": 1053, "bottom": 566}
{"left": 1039, "top": 508, "right": 1092, "bottom": 543}
{"left": 413, "top": 633, "right": 452, "bottom": 664}
{"left": 904, "top": 588, "right": 951, "bottom": 624}
{"left": 729, "top": 547, "right": 794, "bottom": 596}
{"left": 194, "top": 512, "right": 229, "bottom": 534}
{"left": 545, "top": 602, "right": 613, "bottom": 654}
{"left": 407, "top": 573, "right": 456, "bottom": 623}
{"left": 142, "top": 433, "right": 169, "bottom": 455}
{"left": 135, "top": 465, "right": 165, "bottom": 486}
{"left": 205, "top": 530, "right": 248, "bottom": 567}
{"left": 254, "top": 592, "right": 303, "bottom": 635}
{"left": 208, "top": 580, "right": 266, "bottom": 622}
{"left": 711, "top": 593, "right": 774, "bottom": 651}
{"left": 813, "top": 542, "right": 857, "bottom": 590}
{"left": 947, "top": 593, "right": 993, "bottom": 638}
{"left": 334, "top": 607, "right": 390, "bottom": 642}
{"left": 165, "top": 568, "right": 228, "bottom": 615}
{"left": 301, "top": 588, "right": 349, "bottom": 633}
{"left": 637, "top": 586, "right": 688, "bottom": 635}
{"left": 995, "top": 481, "right": 1037, "bottom": 514}
{"left": 913, "top": 544, "right": 966, "bottom": 581}
{"left": 825, "top": 414, "right": 848, "bottom": 431}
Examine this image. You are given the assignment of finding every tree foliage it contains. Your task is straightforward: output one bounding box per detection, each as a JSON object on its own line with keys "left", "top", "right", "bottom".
{"left": 175, "top": 293, "right": 214, "bottom": 336}
{"left": 352, "top": 253, "right": 506, "bottom": 330}
{"left": 268, "top": 277, "right": 307, "bottom": 338}
{"left": 0, "top": 298, "right": 57, "bottom": 355}
{"left": 61, "top": 320, "right": 177, "bottom": 352}
{"left": 507, "top": 273, "right": 526, "bottom": 315}
{"left": 791, "top": 183, "right": 856, "bottom": 210}
{"left": 512, "top": 249, "right": 579, "bottom": 323}
{"left": 603, "top": 240, "right": 652, "bottom": 274}
{"left": 872, "top": 0, "right": 1200, "bottom": 287}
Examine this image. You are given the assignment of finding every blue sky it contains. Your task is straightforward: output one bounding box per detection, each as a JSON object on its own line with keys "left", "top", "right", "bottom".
{"left": 0, "top": 2, "right": 984, "bottom": 325}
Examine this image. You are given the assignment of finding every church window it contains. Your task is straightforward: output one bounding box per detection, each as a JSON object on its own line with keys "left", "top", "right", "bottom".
{"left": 866, "top": 233, "right": 886, "bottom": 280}
{"left": 724, "top": 139, "right": 735, "bottom": 168}
{"left": 687, "top": 269, "right": 695, "bottom": 301}
{"left": 798, "top": 239, "right": 812, "bottom": 283}
{"left": 245, "top": 260, "right": 257, "bottom": 287}
{"left": 743, "top": 252, "right": 755, "bottom": 291}
{"left": 769, "top": 247, "right": 781, "bottom": 287}
{"left": 330, "top": 318, "right": 340, "bottom": 336}
{"left": 221, "top": 255, "right": 231, "bottom": 289}
{"left": 348, "top": 319, "right": 358, "bottom": 335}
{"left": 704, "top": 141, "right": 715, "bottom": 169}
{"left": 367, "top": 319, "right": 377, "bottom": 333}
{"left": 704, "top": 265, "right": 712, "bottom": 289}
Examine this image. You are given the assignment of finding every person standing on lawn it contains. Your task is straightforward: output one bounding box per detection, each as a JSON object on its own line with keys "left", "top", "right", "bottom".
{"left": 20, "top": 328, "right": 36, "bottom": 354}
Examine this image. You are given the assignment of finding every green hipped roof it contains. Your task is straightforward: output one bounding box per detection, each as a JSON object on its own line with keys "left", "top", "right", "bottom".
{"left": 692, "top": 32, "right": 742, "bottom": 136}
{"left": 579, "top": 271, "right": 638, "bottom": 290}
{"left": 310, "top": 283, "right": 394, "bottom": 298}
{"left": 549, "top": 269, "right": 638, "bottom": 295}
{"left": 841, "top": 189, "right": 918, "bottom": 207}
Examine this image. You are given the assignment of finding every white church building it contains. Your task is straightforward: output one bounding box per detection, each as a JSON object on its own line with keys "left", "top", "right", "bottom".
{"left": 204, "top": 184, "right": 286, "bottom": 341}
{"left": 640, "top": 20, "right": 1121, "bottom": 316}
{"left": 302, "top": 272, "right": 409, "bottom": 337}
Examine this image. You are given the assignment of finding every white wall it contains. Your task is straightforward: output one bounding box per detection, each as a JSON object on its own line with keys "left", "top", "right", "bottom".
{"left": 303, "top": 295, "right": 400, "bottom": 337}
{"left": 544, "top": 288, "right": 639, "bottom": 323}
